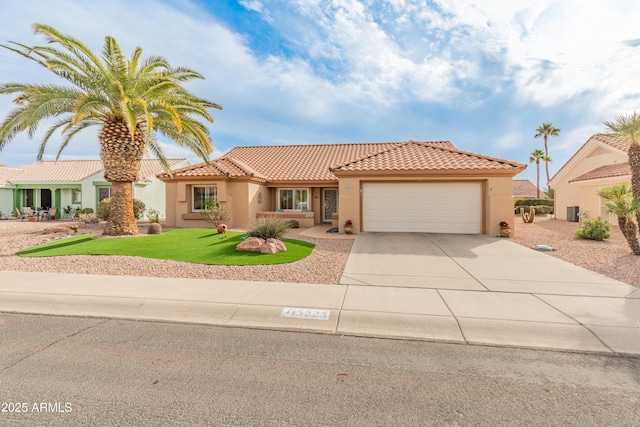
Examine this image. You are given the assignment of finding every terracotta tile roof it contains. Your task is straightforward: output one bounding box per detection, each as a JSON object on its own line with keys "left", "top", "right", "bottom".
{"left": 569, "top": 163, "right": 631, "bottom": 183}
{"left": 8, "top": 160, "right": 104, "bottom": 182}
{"left": 138, "top": 159, "right": 191, "bottom": 181}
{"left": 512, "top": 179, "right": 543, "bottom": 198}
{"left": 222, "top": 142, "right": 414, "bottom": 181}
{"left": 550, "top": 134, "right": 630, "bottom": 183}
{"left": 0, "top": 167, "right": 24, "bottom": 186}
{"left": 591, "top": 134, "right": 631, "bottom": 153}
{"left": 330, "top": 141, "right": 526, "bottom": 174}
{"left": 161, "top": 141, "right": 524, "bottom": 182}
{"left": 7, "top": 159, "right": 188, "bottom": 183}
{"left": 158, "top": 158, "right": 267, "bottom": 181}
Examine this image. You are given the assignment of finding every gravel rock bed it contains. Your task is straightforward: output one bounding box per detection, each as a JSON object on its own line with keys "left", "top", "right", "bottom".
{"left": 510, "top": 217, "right": 640, "bottom": 289}
{"left": 0, "top": 221, "right": 353, "bottom": 285}
{"left": 3, "top": 218, "right": 639, "bottom": 289}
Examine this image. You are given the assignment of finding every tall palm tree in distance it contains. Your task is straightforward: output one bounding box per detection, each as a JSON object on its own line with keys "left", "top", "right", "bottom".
{"left": 534, "top": 122, "right": 560, "bottom": 188}
{"left": 0, "top": 24, "right": 221, "bottom": 235}
{"left": 529, "top": 149, "right": 548, "bottom": 199}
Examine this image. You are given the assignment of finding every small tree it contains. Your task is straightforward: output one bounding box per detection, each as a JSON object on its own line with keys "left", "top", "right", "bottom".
{"left": 200, "top": 198, "right": 229, "bottom": 226}
{"left": 598, "top": 183, "right": 640, "bottom": 255}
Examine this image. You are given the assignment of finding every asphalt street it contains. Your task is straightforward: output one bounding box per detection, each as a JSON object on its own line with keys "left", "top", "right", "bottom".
{"left": 1, "top": 313, "right": 639, "bottom": 426}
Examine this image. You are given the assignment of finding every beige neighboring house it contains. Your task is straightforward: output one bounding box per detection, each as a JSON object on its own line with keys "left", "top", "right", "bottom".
{"left": 549, "top": 134, "right": 630, "bottom": 222}
{"left": 158, "top": 141, "right": 526, "bottom": 236}
{"left": 0, "top": 159, "right": 190, "bottom": 219}
{"left": 513, "top": 179, "right": 544, "bottom": 198}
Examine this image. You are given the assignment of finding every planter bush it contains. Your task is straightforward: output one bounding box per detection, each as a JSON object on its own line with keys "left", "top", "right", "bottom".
{"left": 247, "top": 217, "right": 289, "bottom": 240}
{"left": 575, "top": 217, "right": 610, "bottom": 241}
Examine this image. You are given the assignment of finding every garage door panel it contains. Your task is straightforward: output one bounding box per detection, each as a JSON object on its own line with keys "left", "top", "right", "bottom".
{"left": 363, "top": 183, "right": 481, "bottom": 234}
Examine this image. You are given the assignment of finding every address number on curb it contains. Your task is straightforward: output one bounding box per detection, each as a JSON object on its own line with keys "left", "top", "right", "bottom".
{"left": 280, "top": 307, "right": 330, "bottom": 320}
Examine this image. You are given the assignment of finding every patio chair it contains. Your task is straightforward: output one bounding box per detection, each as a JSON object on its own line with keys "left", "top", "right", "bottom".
{"left": 15, "top": 207, "right": 33, "bottom": 221}
{"left": 41, "top": 207, "right": 57, "bottom": 221}
{"left": 22, "top": 207, "right": 34, "bottom": 219}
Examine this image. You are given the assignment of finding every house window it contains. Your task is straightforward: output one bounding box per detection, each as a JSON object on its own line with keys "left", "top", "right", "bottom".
{"left": 98, "top": 187, "right": 111, "bottom": 202}
{"left": 72, "top": 190, "right": 82, "bottom": 204}
{"left": 192, "top": 185, "right": 217, "bottom": 211}
{"left": 279, "top": 189, "right": 308, "bottom": 211}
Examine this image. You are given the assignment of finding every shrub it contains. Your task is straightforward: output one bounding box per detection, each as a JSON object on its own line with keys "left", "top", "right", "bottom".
{"left": 74, "top": 207, "right": 94, "bottom": 217}
{"left": 575, "top": 217, "right": 611, "bottom": 241}
{"left": 514, "top": 198, "right": 553, "bottom": 213}
{"left": 96, "top": 199, "right": 111, "bottom": 221}
{"left": 133, "top": 199, "right": 146, "bottom": 220}
{"left": 146, "top": 208, "right": 160, "bottom": 223}
{"left": 77, "top": 213, "right": 100, "bottom": 224}
{"left": 246, "top": 217, "right": 290, "bottom": 240}
{"left": 286, "top": 219, "right": 300, "bottom": 228}
{"left": 199, "top": 198, "right": 229, "bottom": 226}
{"left": 533, "top": 205, "right": 553, "bottom": 215}
{"left": 95, "top": 198, "right": 145, "bottom": 221}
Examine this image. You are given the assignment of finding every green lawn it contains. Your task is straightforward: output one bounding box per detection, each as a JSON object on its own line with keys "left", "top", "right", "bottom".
{"left": 17, "top": 229, "right": 315, "bottom": 266}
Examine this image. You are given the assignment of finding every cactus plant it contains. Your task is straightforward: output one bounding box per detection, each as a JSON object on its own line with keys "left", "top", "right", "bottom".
{"left": 520, "top": 206, "right": 535, "bottom": 223}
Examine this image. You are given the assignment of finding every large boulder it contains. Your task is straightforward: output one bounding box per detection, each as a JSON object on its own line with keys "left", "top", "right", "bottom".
{"left": 236, "top": 237, "right": 265, "bottom": 252}
{"left": 259, "top": 238, "right": 287, "bottom": 254}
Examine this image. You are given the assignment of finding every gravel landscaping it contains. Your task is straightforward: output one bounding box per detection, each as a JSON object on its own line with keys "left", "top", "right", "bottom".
{"left": 2, "top": 217, "right": 639, "bottom": 288}
{"left": 0, "top": 221, "right": 353, "bottom": 285}
{"left": 510, "top": 216, "right": 640, "bottom": 289}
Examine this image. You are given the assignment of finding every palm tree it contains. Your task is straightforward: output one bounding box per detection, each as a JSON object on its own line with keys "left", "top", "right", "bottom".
{"left": 598, "top": 183, "right": 640, "bottom": 255}
{"left": 602, "top": 112, "right": 640, "bottom": 204}
{"left": 534, "top": 122, "right": 560, "bottom": 187}
{"left": 0, "top": 24, "right": 221, "bottom": 235}
{"left": 529, "top": 149, "right": 549, "bottom": 198}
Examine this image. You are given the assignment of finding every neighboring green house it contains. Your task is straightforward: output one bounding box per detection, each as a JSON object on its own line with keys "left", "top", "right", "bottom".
{"left": 0, "top": 159, "right": 190, "bottom": 219}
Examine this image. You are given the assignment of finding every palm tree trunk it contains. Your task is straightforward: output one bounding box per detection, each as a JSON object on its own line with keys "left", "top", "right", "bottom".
{"left": 617, "top": 216, "right": 628, "bottom": 239}
{"left": 622, "top": 220, "right": 640, "bottom": 255}
{"left": 104, "top": 181, "right": 138, "bottom": 235}
{"left": 544, "top": 159, "right": 550, "bottom": 189}
{"left": 628, "top": 143, "right": 640, "bottom": 246}
{"left": 99, "top": 120, "right": 145, "bottom": 236}
{"left": 536, "top": 160, "right": 540, "bottom": 198}
{"left": 543, "top": 136, "right": 550, "bottom": 186}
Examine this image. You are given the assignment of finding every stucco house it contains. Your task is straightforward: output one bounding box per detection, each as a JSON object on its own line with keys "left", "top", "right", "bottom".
{"left": 0, "top": 158, "right": 190, "bottom": 219}
{"left": 549, "top": 134, "right": 630, "bottom": 222}
{"left": 158, "top": 140, "right": 526, "bottom": 236}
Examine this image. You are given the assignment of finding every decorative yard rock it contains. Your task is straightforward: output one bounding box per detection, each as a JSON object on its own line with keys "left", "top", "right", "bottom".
{"left": 217, "top": 223, "right": 228, "bottom": 234}
{"left": 259, "top": 238, "right": 287, "bottom": 254}
{"left": 148, "top": 223, "right": 162, "bottom": 234}
{"left": 236, "top": 237, "right": 265, "bottom": 252}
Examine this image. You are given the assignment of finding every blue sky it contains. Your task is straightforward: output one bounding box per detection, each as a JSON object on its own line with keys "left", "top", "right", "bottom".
{"left": 1, "top": 0, "right": 639, "bottom": 185}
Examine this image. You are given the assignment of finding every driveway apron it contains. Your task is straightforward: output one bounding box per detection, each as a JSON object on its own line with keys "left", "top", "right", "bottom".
{"left": 338, "top": 232, "right": 640, "bottom": 354}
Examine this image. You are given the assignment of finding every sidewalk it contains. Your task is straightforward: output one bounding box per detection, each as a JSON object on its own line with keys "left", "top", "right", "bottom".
{"left": 1, "top": 269, "right": 639, "bottom": 356}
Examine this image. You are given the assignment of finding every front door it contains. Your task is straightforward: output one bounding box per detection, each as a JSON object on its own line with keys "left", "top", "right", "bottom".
{"left": 322, "top": 189, "right": 338, "bottom": 223}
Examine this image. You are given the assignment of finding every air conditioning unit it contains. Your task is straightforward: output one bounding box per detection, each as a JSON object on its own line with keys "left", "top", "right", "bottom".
{"left": 567, "top": 206, "right": 579, "bottom": 222}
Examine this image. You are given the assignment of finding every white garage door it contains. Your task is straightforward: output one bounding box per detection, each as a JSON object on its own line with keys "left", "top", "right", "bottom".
{"left": 362, "top": 183, "right": 482, "bottom": 234}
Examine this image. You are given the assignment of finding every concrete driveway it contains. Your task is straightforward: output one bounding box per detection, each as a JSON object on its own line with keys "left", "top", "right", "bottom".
{"left": 339, "top": 232, "right": 632, "bottom": 296}
{"left": 337, "top": 232, "right": 640, "bottom": 355}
